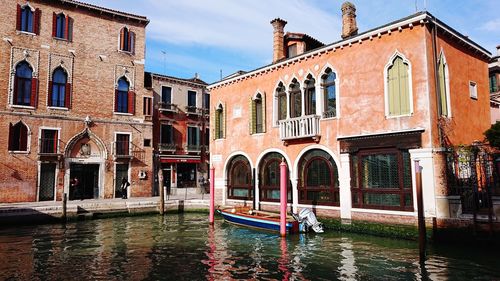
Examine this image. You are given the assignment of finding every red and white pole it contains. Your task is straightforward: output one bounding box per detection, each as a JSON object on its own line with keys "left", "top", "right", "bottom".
{"left": 280, "top": 159, "right": 287, "bottom": 237}
{"left": 209, "top": 167, "right": 215, "bottom": 225}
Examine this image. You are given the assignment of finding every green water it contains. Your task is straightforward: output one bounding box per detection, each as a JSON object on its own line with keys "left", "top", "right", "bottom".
{"left": 0, "top": 213, "right": 498, "bottom": 280}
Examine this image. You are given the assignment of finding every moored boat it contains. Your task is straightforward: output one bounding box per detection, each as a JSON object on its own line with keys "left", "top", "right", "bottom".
{"left": 217, "top": 206, "right": 299, "bottom": 234}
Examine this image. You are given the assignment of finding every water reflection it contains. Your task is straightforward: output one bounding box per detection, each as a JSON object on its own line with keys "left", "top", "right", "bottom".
{"left": 1, "top": 214, "right": 499, "bottom": 280}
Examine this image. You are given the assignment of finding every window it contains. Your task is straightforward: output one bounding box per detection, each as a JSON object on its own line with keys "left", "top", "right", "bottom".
{"left": 288, "top": 44, "right": 297, "bottom": 58}
{"left": 115, "top": 77, "right": 135, "bottom": 114}
{"left": 8, "top": 121, "right": 28, "bottom": 152}
{"left": 204, "top": 128, "right": 210, "bottom": 150}
{"left": 250, "top": 93, "right": 265, "bottom": 134}
{"left": 304, "top": 75, "right": 316, "bottom": 115}
{"left": 322, "top": 68, "right": 337, "bottom": 118}
{"left": 49, "top": 67, "right": 69, "bottom": 108}
{"left": 187, "top": 90, "right": 197, "bottom": 113}
{"left": 187, "top": 126, "right": 200, "bottom": 151}
{"left": 40, "top": 129, "right": 58, "bottom": 154}
{"left": 289, "top": 79, "right": 301, "bottom": 118}
{"left": 203, "top": 93, "right": 210, "bottom": 110}
{"left": 469, "top": 81, "right": 477, "bottom": 99}
{"left": 276, "top": 82, "right": 287, "bottom": 123}
{"left": 16, "top": 4, "right": 40, "bottom": 34}
{"left": 14, "top": 61, "right": 35, "bottom": 107}
{"left": 115, "top": 134, "right": 130, "bottom": 156}
{"left": 298, "top": 149, "right": 339, "bottom": 206}
{"left": 259, "top": 152, "right": 291, "bottom": 202}
{"left": 438, "top": 54, "right": 450, "bottom": 116}
{"left": 143, "top": 96, "right": 152, "bottom": 116}
{"left": 490, "top": 75, "right": 498, "bottom": 93}
{"left": 214, "top": 104, "right": 224, "bottom": 139}
{"left": 161, "top": 86, "right": 172, "bottom": 104}
{"left": 227, "top": 155, "right": 253, "bottom": 200}
{"left": 119, "top": 27, "right": 135, "bottom": 53}
{"left": 143, "top": 139, "right": 151, "bottom": 147}
{"left": 159, "top": 124, "right": 175, "bottom": 151}
{"left": 52, "top": 13, "right": 73, "bottom": 41}
{"left": 351, "top": 148, "right": 413, "bottom": 211}
{"left": 386, "top": 55, "right": 411, "bottom": 116}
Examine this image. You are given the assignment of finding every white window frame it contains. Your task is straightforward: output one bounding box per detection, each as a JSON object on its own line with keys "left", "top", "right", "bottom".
{"left": 8, "top": 120, "right": 31, "bottom": 154}
{"left": 272, "top": 80, "right": 286, "bottom": 127}
{"left": 114, "top": 131, "right": 132, "bottom": 156}
{"left": 161, "top": 85, "right": 172, "bottom": 104}
{"left": 469, "top": 81, "right": 478, "bottom": 100}
{"left": 383, "top": 50, "right": 414, "bottom": 118}
{"left": 319, "top": 64, "right": 340, "bottom": 120}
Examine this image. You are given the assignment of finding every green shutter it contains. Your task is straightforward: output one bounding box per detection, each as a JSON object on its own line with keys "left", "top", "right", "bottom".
{"left": 223, "top": 102, "right": 227, "bottom": 138}
{"left": 214, "top": 108, "right": 220, "bottom": 139}
{"left": 249, "top": 97, "right": 255, "bottom": 135}
{"left": 388, "top": 57, "right": 410, "bottom": 116}
{"left": 438, "top": 59, "right": 448, "bottom": 116}
{"left": 262, "top": 93, "right": 266, "bottom": 133}
{"left": 399, "top": 60, "right": 410, "bottom": 115}
{"left": 388, "top": 63, "right": 398, "bottom": 115}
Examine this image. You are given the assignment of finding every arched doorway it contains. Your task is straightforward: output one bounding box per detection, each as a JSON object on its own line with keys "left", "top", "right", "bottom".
{"left": 259, "top": 152, "right": 291, "bottom": 202}
{"left": 297, "top": 149, "right": 339, "bottom": 206}
{"left": 227, "top": 155, "right": 253, "bottom": 200}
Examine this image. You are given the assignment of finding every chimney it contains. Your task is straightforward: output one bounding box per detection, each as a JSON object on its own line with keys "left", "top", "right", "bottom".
{"left": 341, "top": 2, "right": 358, "bottom": 39}
{"left": 271, "top": 18, "right": 287, "bottom": 63}
{"left": 497, "top": 45, "right": 500, "bottom": 56}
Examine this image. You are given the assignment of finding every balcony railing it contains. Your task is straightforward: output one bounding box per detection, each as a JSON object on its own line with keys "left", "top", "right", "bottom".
{"left": 279, "top": 115, "right": 321, "bottom": 141}
{"left": 158, "top": 102, "right": 177, "bottom": 112}
{"left": 113, "top": 141, "right": 132, "bottom": 157}
{"left": 39, "top": 138, "right": 61, "bottom": 155}
{"left": 186, "top": 144, "right": 201, "bottom": 153}
{"left": 185, "top": 106, "right": 201, "bottom": 115}
{"left": 159, "top": 143, "right": 177, "bottom": 152}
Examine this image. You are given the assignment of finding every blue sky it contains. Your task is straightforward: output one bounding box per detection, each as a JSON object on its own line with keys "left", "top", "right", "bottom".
{"left": 87, "top": 0, "right": 500, "bottom": 84}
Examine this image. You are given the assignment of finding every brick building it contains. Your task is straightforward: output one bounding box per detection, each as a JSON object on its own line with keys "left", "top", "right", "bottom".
{"left": 0, "top": 0, "right": 153, "bottom": 202}
{"left": 145, "top": 72, "right": 209, "bottom": 196}
{"left": 208, "top": 2, "right": 494, "bottom": 226}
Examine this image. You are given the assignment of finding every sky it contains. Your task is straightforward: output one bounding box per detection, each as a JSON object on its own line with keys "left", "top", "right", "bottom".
{"left": 86, "top": 0, "right": 500, "bottom": 84}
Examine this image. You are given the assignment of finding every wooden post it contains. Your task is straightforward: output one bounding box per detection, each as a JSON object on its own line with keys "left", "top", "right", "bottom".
{"left": 415, "top": 160, "right": 426, "bottom": 261}
{"left": 159, "top": 169, "right": 165, "bottom": 215}
{"left": 280, "top": 159, "right": 287, "bottom": 237}
{"left": 62, "top": 193, "right": 67, "bottom": 222}
{"left": 209, "top": 167, "right": 215, "bottom": 224}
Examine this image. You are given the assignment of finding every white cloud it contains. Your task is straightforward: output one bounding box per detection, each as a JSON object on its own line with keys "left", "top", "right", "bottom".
{"left": 480, "top": 18, "right": 500, "bottom": 32}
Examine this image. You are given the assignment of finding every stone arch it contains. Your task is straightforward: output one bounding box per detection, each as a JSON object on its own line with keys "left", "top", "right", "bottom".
{"left": 64, "top": 128, "right": 108, "bottom": 159}
{"left": 255, "top": 148, "right": 292, "bottom": 203}
{"left": 224, "top": 153, "right": 254, "bottom": 201}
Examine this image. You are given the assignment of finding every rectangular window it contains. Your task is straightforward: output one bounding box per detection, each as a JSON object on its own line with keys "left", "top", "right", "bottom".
{"left": 288, "top": 44, "right": 297, "bottom": 58}
{"left": 469, "top": 81, "right": 477, "bottom": 99}
{"left": 351, "top": 149, "right": 413, "bottom": 211}
{"left": 203, "top": 93, "right": 210, "bottom": 109}
{"left": 143, "top": 96, "right": 152, "bottom": 116}
{"left": 115, "top": 134, "right": 130, "bottom": 156}
{"left": 160, "top": 124, "right": 173, "bottom": 144}
{"left": 490, "top": 75, "right": 498, "bottom": 93}
{"left": 40, "top": 129, "right": 58, "bottom": 154}
{"left": 205, "top": 128, "right": 210, "bottom": 149}
{"left": 187, "top": 126, "right": 200, "bottom": 152}
{"left": 161, "top": 86, "right": 172, "bottom": 104}
{"left": 187, "top": 90, "right": 197, "bottom": 114}
{"left": 143, "top": 139, "right": 151, "bottom": 147}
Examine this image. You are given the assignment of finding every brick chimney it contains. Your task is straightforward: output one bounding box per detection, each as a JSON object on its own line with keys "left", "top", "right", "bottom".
{"left": 271, "top": 18, "right": 287, "bottom": 63}
{"left": 341, "top": 2, "right": 358, "bottom": 39}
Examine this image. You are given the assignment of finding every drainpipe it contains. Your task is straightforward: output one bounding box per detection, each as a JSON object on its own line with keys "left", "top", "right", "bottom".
{"left": 431, "top": 16, "right": 444, "bottom": 147}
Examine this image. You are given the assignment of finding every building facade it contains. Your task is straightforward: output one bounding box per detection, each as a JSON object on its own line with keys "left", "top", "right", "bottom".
{"left": 0, "top": 0, "right": 153, "bottom": 202}
{"left": 489, "top": 46, "right": 500, "bottom": 124}
{"left": 208, "top": 3, "right": 493, "bottom": 226}
{"left": 145, "top": 72, "right": 210, "bottom": 196}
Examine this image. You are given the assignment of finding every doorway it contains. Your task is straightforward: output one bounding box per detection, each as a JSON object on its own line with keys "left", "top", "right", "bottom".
{"left": 39, "top": 163, "right": 56, "bottom": 201}
{"left": 70, "top": 163, "right": 99, "bottom": 200}
{"left": 162, "top": 169, "right": 171, "bottom": 195}
{"left": 115, "top": 163, "right": 129, "bottom": 198}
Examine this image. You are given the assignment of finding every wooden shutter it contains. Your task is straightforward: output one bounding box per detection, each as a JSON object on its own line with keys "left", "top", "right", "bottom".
{"left": 65, "top": 82, "right": 71, "bottom": 108}
{"left": 212, "top": 108, "right": 217, "bottom": 140}
{"left": 399, "top": 60, "right": 410, "bottom": 115}
{"left": 214, "top": 109, "right": 220, "bottom": 139}
{"left": 387, "top": 62, "right": 397, "bottom": 116}
{"left": 30, "top": 77, "right": 38, "bottom": 107}
{"left": 52, "top": 12, "right": 57, "bottom": 37}
{"left": 16, "top": 4, "right": 22, "bottom": 31}
{"left": 114, "top": 89, "right": 119, "bottom": 112}
{"left": 249, "top": 97, "right": 255, "bottom": 135}
{"left": 438, "top": 60, "right": 448, "bottom": 116}
{"left": 262, "top": 93, "right": 266, "bottom": 133}
{"left": 223, "top": 102, "right": 227, "bottom": 138}
{"left": 47, "top": 81, "right": 53, "bottom": 107}
{"left": 67, "top": 17, "right": 73, "bottom": 42}
{"left": 34, "top": 8, "right": 41, "bottom": 35}
{"left": 127, "top": 91, "right": 135, "bottom": 114}
{"left": 130, "top": 32, "right": 135, "bottom": 54}
{"left": 64, "top": 15, "right": 70, "bottom": 40}
{"left": 20, "top": 123, "right": 28, "bottom": 151}
{"left": 120, "top": 28, "right": 125, "bottom": 50}
{"left": 8, "top": 123, "right": 14, "bottom": 151}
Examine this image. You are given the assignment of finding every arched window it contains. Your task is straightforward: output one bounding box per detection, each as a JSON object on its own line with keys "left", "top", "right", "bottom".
{"left": 214, "top": 104, "right": 224, "bottom": 139}
{"left": 52, "top": 12, "right": 73, "bottom": 40}
{"left": 116, "top": 77, "right": 129, "bottom": 113}
{"left": 14, "top": 61, "right": 33, "bottom": 106}
{"left": 120, "top": 27, "right": 135, "bottom": 53}
{"left": 227, "top": 155, "right": 253, "bottom": 200}
{"left": 438, "top": 54, "right": 450, "bottom": 117}
{"left": 16, "top": 4, "right": 40, "bottom": 34}
{"left": 50, "top": 68, "right": 67, "bottom": 107}
{"left": 250, "top": 93, "right": 265, "bottom": 134}
{"left": 276, "top": 82, "right": 287, "bottom": 123}
{"left": 289, "top": 79, "right": 301, "bottom": 118}
{"left": 386, "top": 55, "right": 411, "bottom": 116}
{"left": 8, "top": 121, "right": 29, "bottom": 152}
{"left": 259, "top": 152, "right": 291, "bottom": 202}
{"left": 298, "top": 149, "right": 339, "bottom": 206}
{"left": 304, "top": 75, "right": 316, "bottom": 115}
{"left": 322, "top": 68, "right": 337, "bottom": 118}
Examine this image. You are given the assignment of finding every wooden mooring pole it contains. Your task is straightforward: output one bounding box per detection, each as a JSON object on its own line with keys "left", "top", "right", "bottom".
{"left": 159, "top": 169, "right": 165, "bottom": 215}
{"left": 415, "top": 160, "right": 426, "bottom": 261}
{"left": 209, "top": 167, "right": 215, "bottom": 225}
{"left": 62, "top": 193, "right": 67, "bottom": 222}
{"left": 280, "top": 159, "right": 287, "bottom": 237}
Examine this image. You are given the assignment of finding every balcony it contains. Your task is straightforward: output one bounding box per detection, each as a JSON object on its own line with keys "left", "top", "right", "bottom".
{"left": 185, "top": 106, "right": 201, "bottom": 116}
{"left": 186, "top": 144, "right": 201, "bottom": 153}
{"left": 113, "top": 141, "right": 132, "bottom": 158}
{"left": 279, "top": 115, "right": 321, "bottom": 143}
{"left": 38, "top": 138, "right": 62, "bottom": 156}
{"left": 158, "top": 102, "right": 177, "bottom": 113}
{"left": 159, "top": 143, "right": 177, "bottom": 152}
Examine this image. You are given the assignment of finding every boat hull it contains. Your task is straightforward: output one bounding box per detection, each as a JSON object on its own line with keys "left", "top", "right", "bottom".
{"left": 217, "top": 208, "right": 299, "bottom": 234}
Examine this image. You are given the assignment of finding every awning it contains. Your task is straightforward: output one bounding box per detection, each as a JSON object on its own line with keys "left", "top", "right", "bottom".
{"left": 160, "top": 155, "right": 201, "bottom": 164}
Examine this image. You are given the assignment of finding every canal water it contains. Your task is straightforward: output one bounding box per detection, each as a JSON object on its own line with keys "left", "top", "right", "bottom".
{"left": 0, "top": 213, "right": 498, "bottom": 280}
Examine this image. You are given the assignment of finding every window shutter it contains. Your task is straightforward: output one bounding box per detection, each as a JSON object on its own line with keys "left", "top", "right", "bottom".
{"left": 127, "top": 30, "right": 132, "bottom": 52}
{"left": 249, "top": 97, "right": 255, "bottom": 135}
{"left": 120, "top": 28, "right": 125, "bottom": 50}
{"left": 67, "top": 17, "right": 73, "bottom": 42}
{"left": 16, "top": 4, "right": 22, "bottom": 31}
{"left": 31, "top": 77, "right": 38, "bottom": 107}
{"left": 65, "top": 15, "right": 70, "bottom": 40}
{"left": 47, "top": 81, "right": 53, "bottom": 107}
{"left": 212, "top": 108, "right": 216, "bottom": 140}
{"left": 114, "top": 89, "right": 118, "bottom": 112}
{"left": 52, "top": 12, "right": 57, "bottom": 37}
{"left": 65, "top": 82, "right": 71, "bottom": 108}
{"left": 399, "top": 60, "right": 410, "bottom": 115}
{"left": 262, "top": 93, "right": 266, "bottom": 133}
{"left": 438, "top": 60, "right": 447, "bottom": 116}
{"left": 20, "top": 123, "right": 28, "bottom": 151}
{"left": 130, "top": 32, "right": 135, "bottom": 54}
{"left": 8, "top": 123, "right": 14, "bottom": 151}
{"left": 34, "top": 8, "right": 41, "bottom": 35}
{"left": 388, "top": 64, "right": 397, "bottom": 116}
{"left": 128, "top": 91, "right": 135, "bottom": 114}
{"left": 223, "top": 102, "right": 227, "bottom": 138}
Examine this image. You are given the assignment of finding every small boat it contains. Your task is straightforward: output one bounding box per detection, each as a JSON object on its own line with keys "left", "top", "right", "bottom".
{"left": 217, "top": 206, "right": 299, "bottom": 234}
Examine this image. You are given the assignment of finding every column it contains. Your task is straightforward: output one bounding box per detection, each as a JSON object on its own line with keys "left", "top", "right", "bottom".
{"left": 339, "top": 153, "right": 352, "bottom": 222}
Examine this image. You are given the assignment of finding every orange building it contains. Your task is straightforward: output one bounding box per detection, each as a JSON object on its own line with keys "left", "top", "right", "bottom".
{"left": 0, "top": 0, "right": 153, "bottom": 202}
{"left": 208, "top": 3, "right": 492, "bottom": 225}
